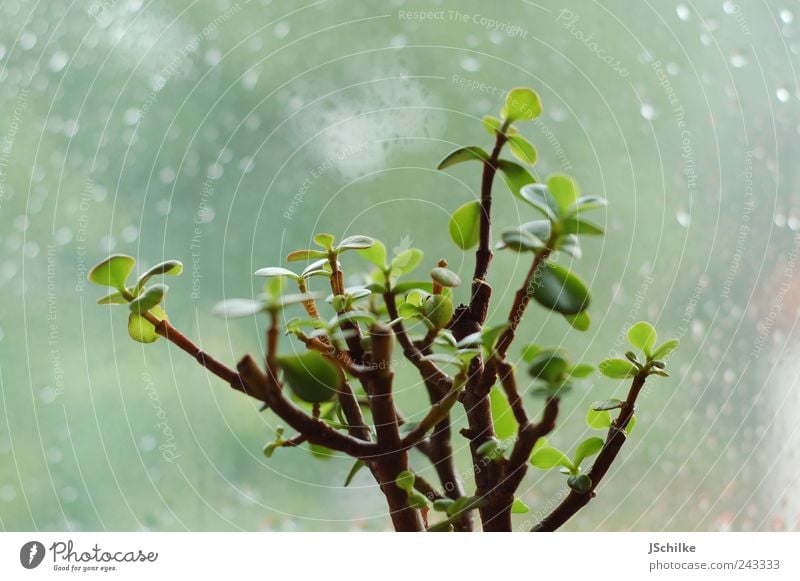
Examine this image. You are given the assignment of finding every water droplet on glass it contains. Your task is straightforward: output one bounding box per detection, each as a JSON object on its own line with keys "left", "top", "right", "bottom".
{"left": 47, "top": 447, "right": 63, "bottom": 464}
{"left": 54, "top": 227, "right": 72, "bottom": 246}
{"left": 774, "top": 213, "right": 786, "bottom": 227}
{"left": 722, "top": 1, "right": 737, "bottom": 15}
{"left": 99, "top": 235, "right": 116, "bottom": 252}
{"left": 676, "top": 4, "right": 690, "bottom": 21}
{"left": 780, "top": 9, "right": 794, "bottom": 24}
{"left": 19, "top": 32, "right": 37, "bottom": 50}
{"left": 390, "top": 35, "right": 407, "bottom": 48}
{"left": 666, "top": 62, "right": 680, "bottom": 75}
{"left": 730, "top": 53, "right": 748, "bottom": 68}
{"left": 159, "top": 167, "right": 175, "bottom": 184}
{"left": 274, "top": 21, "right": 290, "bottom": 38}
{"left": 156, "top": 199, "right": 171, "bottom": 216}
{"left": 205, "top": 48, "right": 221, "bottom": 66}
{"left": 48, "top": 51, "right": 68, "bottom": 72}
{"left": 14, "top": 215, "right": 30, "bottom": 232}
{"left": 139, "top": 435, "right": 157, "bottom": 452}
{"left": 121, "top": 225, "right": 138, "bottom": 243}
{"left": 0, "top": 485, "right": 17, "bottom": 502}
{"left": 776, "top": 87, "right": 790, "bottom": 102}
{"left": 459, "top": 56, "right": 481, "bottom": 72}
{"left": 242, "top": 69, "right": 259, "bottom": 90}
{"left": 640, "top": 103, "right": 657, "bottom": 120}
{"left": 124, "top": 108, "right": 141, "bottom": 125}
{"left": 676, "top": 210, "right": 691, "bottom": 227}
{"left": 207, "top": 164, "right": 223, "bottom": 180}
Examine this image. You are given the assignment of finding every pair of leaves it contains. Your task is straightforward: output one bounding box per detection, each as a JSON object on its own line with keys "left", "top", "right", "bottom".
{"left": 89, "top": 255, "right": 183, "bottom": 343}
{"left": 530, "top": 436, "right": 603, "bottom": 475}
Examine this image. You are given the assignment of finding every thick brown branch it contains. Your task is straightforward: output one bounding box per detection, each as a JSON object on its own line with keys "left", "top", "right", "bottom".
{"left": 368, "top": 323, "right": 424, "bottom": 532}
{"left": 532, "top": 373, "right": 647, "bottom": 532}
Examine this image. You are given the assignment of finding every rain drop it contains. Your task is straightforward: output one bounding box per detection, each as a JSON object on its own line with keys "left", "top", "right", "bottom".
{"left": 459, "top": 56, "right": 481, "bottom": 72}
{"left": 676, "top": 210, "right": 691, "bottom": 227}
{"left": 676, "top": 4, "right": 690, "bottom": 21}
{"left": 640, "top": 103, "right": 657, "bottom": 120}
{"left": 776, "top": 87, "right": 790, "bottom": 102}
{"left": 48, "top": 51, "right": 68, "bottom": 72}
{"left": 274, "top": 21, "right": 290, "bottom": 39}
{"left": 730, "top": 53, "right": 748, "bottom": 68}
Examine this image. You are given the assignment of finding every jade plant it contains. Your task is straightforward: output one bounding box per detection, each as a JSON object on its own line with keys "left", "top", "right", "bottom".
{"left": 89, "top": 88, "right": 678, "bottom": 532}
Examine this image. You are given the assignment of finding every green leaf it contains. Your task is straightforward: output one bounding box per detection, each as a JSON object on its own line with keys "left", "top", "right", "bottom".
{"left": 626, "top": 415, "right": 637, "bottom": 434}
{"left": 336, "top": 235, "right": 375, "bottom": 252}
{"left": 569, "top": 363, "right": 595, "bottom": 378}
{"left": 520, "top": 184, "right": 559, "bottom": 221}
{"left": 509, "top": 135, "right": 538, "bottom": 165}
{"left": 430, "top": 267, "right": 461, "bottom": 288}
{"left": 483, "top": 115, "right": 502, "bottom": 135}
{"left": 586, "top": 408, "right": 612, "bottom": 430}
{"left": 628, "top": 322, "right": 657, "bottom": 355}
{"left": 567, "top": 474, "right": 592, "bottom": 493}
{"left": 598, "top": 358, "right": 638, "bottom": 379}
{"left": 313, "top": 233, "right": 335, "bottom": 250}
{"left": 129, "top": 284, "right": 167, "bottom": 313}
{"left": 547, "top": 174, "right": 580, "bottom": 212}
{"left": 531, "top": 261, "right": 591, "bottom": 315}
{"left": 88, "top": 254, "right": 136, "bottom": 291}
{"left": 490, "top": 386, "right": 518, "bottom": 440}
{"left": 97, "top": 291, "right": 128, "bottom": 305}
{"left": 437, "top": 146, "right": 489, "bottom": 170}
{"left": 568, "top": 195, "right": 607, "bottom": 215}
{"left": 448, "top": 200, "right": 481, "bottom": 250}
{"left": 277, "top": 351, "right": 342, "bottom": 403}
{"left": 422, "top": 295, "right": 454, "bottom": 328}
{"left": 287, "top": 249, "right": 328, "bottom": 262}
{"left": 212, "top": 298, "right": 265, "bottom": 318}
{"left": 499, "top": 227, "right": 546, "bottom": 253}
{"left": 521, "top": 343, "right": 541, "bottom": 362}
{"left": 433, "top": 498, "right": 455, "bottom": 513}
{"left": 593, "top": 398, "right": 625, "bottom": 411}
{"left": 531, "top": 447, "right": 574, "bottom": 471}
{"left": 391, "top": 248, "right": 424, "bottom": 276}
{"left": 254, "top": 266, "right": 300, "bottom": 280}
{"left": 135, "top": 260, "right": 183, "bottom": 292}
{"left": 497, "top": 159, "right": 536, "bottom": 199}
{"left": 562, "top": 217, "right": 604, "bottom": 236}
{"left": 476, "top": 438, "right": 503, "bottom": 460}
{"left": 344, "top": 460, "right": 365, "bottom": 487}
{"left": 395, "top": 470, "right": 415, "bottom": 492}
{"left": 528, "top": 350, "right": 569, "bottom": 383}
{"left": 357, "top": 240, "right": 387, "bottom": 270}
{"left": 301, "top": 259, "right": 334, "bottom": 279}
{"left": 564, "top": 311, "right": 591, "bottom": 331}
{"left": 651, "top": 338, "right": 680, "bottom": 360}
{"left": 511, "top": 498, "right": 529, "bottom": 514}
{"left": 501, "top": 87, "right": 542, "bottom": 122}
{"left": 557, "top": 234, "right": 582, "bottom": 259}
{"left": 127, "top": 305, "right": 166, "bottom": 343}
{"left": 573, "top": 437, "right": 604, "bottom": 467}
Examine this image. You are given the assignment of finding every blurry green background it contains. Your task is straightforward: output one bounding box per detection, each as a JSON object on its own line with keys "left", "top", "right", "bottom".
{"left": 1, "top": 0, "right": 799, "bottom": 531}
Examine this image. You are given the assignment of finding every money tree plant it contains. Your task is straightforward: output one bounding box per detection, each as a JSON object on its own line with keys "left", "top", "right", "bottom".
{"left": 89, "top": 88, "right": 678, "bottom": 532}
